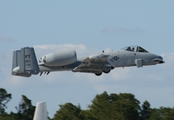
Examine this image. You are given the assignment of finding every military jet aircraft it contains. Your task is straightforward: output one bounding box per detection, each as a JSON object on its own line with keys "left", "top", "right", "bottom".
{"left": 11, "top": 45, "right": 164, "bottom": 77}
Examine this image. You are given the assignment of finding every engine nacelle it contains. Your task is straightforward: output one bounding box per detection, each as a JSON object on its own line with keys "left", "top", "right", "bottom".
{"left": 42, "top": 50, "right": 77, "bottom": 66}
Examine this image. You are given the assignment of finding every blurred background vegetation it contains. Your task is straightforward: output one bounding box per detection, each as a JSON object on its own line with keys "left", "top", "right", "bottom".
{"left": 0, "top": 88, "right": 174, "bottom": 120}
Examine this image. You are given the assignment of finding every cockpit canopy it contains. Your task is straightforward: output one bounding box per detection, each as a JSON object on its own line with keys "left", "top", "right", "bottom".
{"left": 121, "top": 45, "right": 148, "bottom": 53}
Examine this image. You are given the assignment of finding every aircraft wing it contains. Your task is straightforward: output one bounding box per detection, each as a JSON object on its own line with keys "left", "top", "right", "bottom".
{"left": 72, "top": 54, "right": 113, "bottom": 73}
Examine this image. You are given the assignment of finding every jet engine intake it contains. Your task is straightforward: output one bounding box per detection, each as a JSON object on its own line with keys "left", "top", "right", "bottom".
{"left": 42, "top": 50, "right": 77, "bottom": 66}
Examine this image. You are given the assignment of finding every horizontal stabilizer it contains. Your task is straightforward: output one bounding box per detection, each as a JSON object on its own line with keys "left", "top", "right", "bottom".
{"left": 11, "top": 47, "right": 39, "bottom": 77}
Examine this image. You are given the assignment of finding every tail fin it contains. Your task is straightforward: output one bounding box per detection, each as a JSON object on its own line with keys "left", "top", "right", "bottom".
{"left": 33, "top": 101, "right": 48, "bottom": 120}
{"left": 11, "top": 47, "right": 39, "bottom": 77}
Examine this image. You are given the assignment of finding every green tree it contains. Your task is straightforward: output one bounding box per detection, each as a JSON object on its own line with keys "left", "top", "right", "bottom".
{"left": 88, "top": 91, "right": 141, "bottom": 120}
{"left": 0, "top": 112, "right": 16, "bottom": 120}
{"left": 148, "top": 107, "right": 174, "bottom": 120}
{"left": 0, "top": 88, "right": 12, "bottom": 114}
{"left": 53, "top": 103, "right": 81, "bottom": 120}
{"left": 140, "top": 100, "right": 150, "bottom": 120}
{"left": 148, "top": 108, "right": 161, "bottom": 120}
{"left": 79, "top": 110, "right": 97, "bottom": 120}
{"left": 88, "top": 91, "right": 118, "bottom": 120}
{"left": 14, "top": 95, "right": 35, "bottom": 120}
{"left": 160, "top": 107, "right": 174, "bottom": 120}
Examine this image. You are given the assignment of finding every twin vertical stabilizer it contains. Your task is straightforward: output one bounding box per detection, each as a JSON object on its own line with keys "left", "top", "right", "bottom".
{"left": 11, "top": 47, "right": 39, "bottom": 77}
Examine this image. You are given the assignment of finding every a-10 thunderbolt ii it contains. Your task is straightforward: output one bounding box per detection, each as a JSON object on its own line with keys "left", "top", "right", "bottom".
{"left": 11, "top": 45, "right": 164, "bottom": 77}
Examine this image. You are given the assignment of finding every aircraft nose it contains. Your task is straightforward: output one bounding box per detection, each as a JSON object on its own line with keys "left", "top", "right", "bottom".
{"left": 151, "top": 55, "right": 165, "bottom": 64}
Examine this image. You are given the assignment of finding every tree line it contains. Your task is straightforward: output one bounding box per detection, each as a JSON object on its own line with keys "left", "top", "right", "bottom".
{"left": 0, "top": 88, "right": 174, "bottom": 120}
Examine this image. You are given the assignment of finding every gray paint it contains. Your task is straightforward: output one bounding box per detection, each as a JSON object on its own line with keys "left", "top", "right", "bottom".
{"left": 12, "top": 45, "right": 164, "bottom": 77}
{"left": 12, "top": 47, "right": 39, "bottom": 77}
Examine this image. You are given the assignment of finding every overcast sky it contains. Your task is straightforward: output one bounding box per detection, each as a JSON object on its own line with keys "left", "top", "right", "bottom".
{"left": 0, "top": 1, "right": 174, "bottom": 118}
